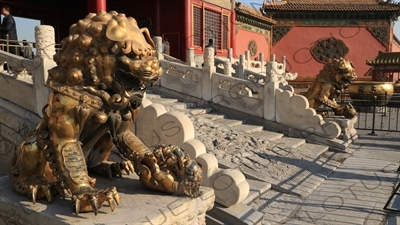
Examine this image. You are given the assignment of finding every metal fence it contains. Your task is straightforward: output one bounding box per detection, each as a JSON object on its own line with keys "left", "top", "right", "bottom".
{"left": 337, "top": 91, "right": 400, "bottom": 133}
{"left": 0, "top": 36, "right": 62, "bottom": 59}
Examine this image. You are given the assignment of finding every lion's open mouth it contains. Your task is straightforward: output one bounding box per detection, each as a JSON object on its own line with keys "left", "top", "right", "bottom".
{"left": 109, "top": 69, "right": 146, "bottom": 111}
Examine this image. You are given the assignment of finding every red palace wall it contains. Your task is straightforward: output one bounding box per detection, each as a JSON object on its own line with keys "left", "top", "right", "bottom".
{"left": 273, "top": 26, "right": 387, "bottom": 78}
{"left": 392, "top": 41, "right": 400, "bottom": 52}
{"left": 235, "top": 29, "right": 270, "bottom": 60}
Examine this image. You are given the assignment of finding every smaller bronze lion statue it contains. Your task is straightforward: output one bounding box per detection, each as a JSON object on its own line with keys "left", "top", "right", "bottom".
{"left": 305, "top": 58, "right": 357, "bottom": 119}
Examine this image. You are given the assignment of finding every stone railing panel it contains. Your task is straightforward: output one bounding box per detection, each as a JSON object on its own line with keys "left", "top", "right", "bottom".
{"left": 159, "top": 60, "right": 203, "bottom": 99}
{"left": 152, "top": 38, "right": 352, "bottom": 148}
{"left": 0, "top": 25, "right": 56, "bottom": 118}
{"left": 275, "top": 88, "right": 341, "bottom": 139}
{"left": 212, "top": 73, "right": 264, "bottom": 118}
{"left": 0, "top": 76, "right": 35, "bottom": 112}
{"left": 0, "top": 98, "right": 40, "bottom": 175}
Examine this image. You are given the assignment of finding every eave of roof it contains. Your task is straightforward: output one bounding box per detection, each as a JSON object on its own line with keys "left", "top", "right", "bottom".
{"left": 262, "top": 2, "right": 400, "bottom": 12}
{"left": 236, "top": 2, "right": 276, "bottom": 24}
{"left": 366, "top": 51, "right": 400, "bottom": 65}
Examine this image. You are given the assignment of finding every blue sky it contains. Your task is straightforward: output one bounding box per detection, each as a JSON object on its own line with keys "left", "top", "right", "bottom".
{"left": 14, "top": 17, "right": 40, "bottom": 43}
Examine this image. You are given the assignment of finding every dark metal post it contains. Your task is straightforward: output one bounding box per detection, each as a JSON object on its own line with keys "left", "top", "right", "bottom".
{"left": 6, "top": 34, "right": 9, "bottom": 53}
{"left": 384, "top": 91, "right": 387, "bottom": 116}
{"left": 369, "top": 95, "right": 378, "bottom": 136}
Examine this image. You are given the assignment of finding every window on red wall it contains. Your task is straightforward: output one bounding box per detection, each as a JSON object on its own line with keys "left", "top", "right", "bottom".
{"left": 193, "top": 7, "right": 202, "bottom": 47}
{"left": 205, "top": 9, "right": 221, "bottom": 49}
{"left": 192, "top": 6, "right": 229, "bottom": 51}
{"left": 222, "top": 15, "right": 228, "bottom": 50}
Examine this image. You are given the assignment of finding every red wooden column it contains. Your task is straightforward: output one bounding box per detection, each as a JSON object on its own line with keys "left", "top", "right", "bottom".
{"left": 88, "top": 0, "right": 106, "bottom": 13}
{"left": 154, "top": 0, "right": 161, "bottom": 35}
{"left": 230, "top": 10, "right": 236, "bottom": 57}
{"left": 184, "top": 0, "right": 191, "bottom": 62}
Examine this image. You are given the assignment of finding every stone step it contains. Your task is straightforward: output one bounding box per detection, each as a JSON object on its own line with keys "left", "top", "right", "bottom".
{"left": 233, "top": 123, "right": 264, "bottom": 134}
{"left": 169, "top": 101, "right": 197, "bottom": 110}
{"left": 294, "top": 142, "right": 329, "bottom": 158}
{"left": 147, "top": 97, "right": 178, "bottom": 104}
{"left": 217, "top": 144, "right": 338, "bottom": 198}
{"left": 187, "top": 108, "right": 213, "bottom": 116}
{"left": 214, "top": 118, "right": 244, "bottom": 127}
{"left": 146, "top": 89, "right": 154, "bottom": 94}
{"left": 251, "top": 129, "right": 284, "bottom": 142}
{"left": 145, "top": 93, "right": 164, "bottom": 99}
{"left": 272, "top": 136, "right": 306, "bottom": 149}
{"left": 206, "top": 203, "right": 264, "bottom": 225}
{"left": 242, "top": 179, "right": 272, "bottom": 205}
{"left": 196, "top": 113, "right": 225, "bottom": 121}
{"left": 217, "top": 158, "right": 272, "bottom": 183}
{"left": 205, "top": 215, "right": 225, "bottom": 225}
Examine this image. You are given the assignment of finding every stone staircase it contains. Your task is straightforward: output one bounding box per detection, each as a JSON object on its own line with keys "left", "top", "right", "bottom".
{"left": 145, "top": 89, "right": 349, "bottom": 224}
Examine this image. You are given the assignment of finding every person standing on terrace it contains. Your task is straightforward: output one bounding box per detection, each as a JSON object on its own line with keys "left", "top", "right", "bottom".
{"left": 21, "top": 40, "right": 33, "bottom": 59}
{"left": 0, "top": 5, "right": 19, "bottom": 55}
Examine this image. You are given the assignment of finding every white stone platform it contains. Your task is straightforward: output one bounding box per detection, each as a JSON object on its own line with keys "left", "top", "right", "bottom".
{"left": 0, "top": 175, "right": 215, "bottom": 225}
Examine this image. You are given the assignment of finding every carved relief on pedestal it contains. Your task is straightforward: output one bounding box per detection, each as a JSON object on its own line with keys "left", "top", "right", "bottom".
{"left": 204, "top": 48, "right": 214, "bottom": 67}
{"left": 34, "top": 25, "right": 56, "bottom": 60}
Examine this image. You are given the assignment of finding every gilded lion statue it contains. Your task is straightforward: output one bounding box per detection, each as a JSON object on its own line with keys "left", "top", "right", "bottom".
{"left": 9, "top": 11, "right": 202, "bottom": 215}
{"left": 304, "top": 58, "right": 357, "bottom": 119}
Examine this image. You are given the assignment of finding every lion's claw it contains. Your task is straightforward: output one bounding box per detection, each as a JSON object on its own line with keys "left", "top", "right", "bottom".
{"left": 71, "top": 187, "right": 119, "bottom": 215}
{"left": 121, "top": 160, "right": 134, "bottom": 175}
{"left": 27, "top": 184, "right": 53, "bottom": 204}
{"left": 29, "top": 185, "right": 38, "bottom": 204}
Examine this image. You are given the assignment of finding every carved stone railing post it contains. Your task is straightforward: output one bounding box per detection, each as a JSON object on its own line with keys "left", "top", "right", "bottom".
{"left": 227, "top": 48, "right": 233, "bottom": 62}
{"left": 153, "top": 36, "right": 163, "bottom": 60}
{"left": 186, "top": 48, "right": 196, "bottom": 67}
{"left": 31, "top": 25, "right": 57, "bottom": 117}
{"left": 223, "top": 59, "right": 231, "bottom": 76}
{"left": 264, "top": 54, "right": 281, "bottom": 121}
{"left": 202, "top": 47, "right": 215, "bottom": 101}
{"left": 282, "top": 55, "right": 286, "bottom": 73}
{"left": 0, "top": 58, "right": 5, "bottom": 73}
{"left": 259, "top": 52, "right": 264, "bottom": 74}
{"left": 238, "top": 54, "right": 245, "bottom": 80}
{"left": 245, "top": 50, "right": 250, "bottom": 69}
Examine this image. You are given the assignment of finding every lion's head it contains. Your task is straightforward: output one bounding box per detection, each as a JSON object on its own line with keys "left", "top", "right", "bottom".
{"left": 48, "top": 11, "right": 162, "bottom": 110}
{"left": 318, "top": 57, "right": 357, "bottom": 90}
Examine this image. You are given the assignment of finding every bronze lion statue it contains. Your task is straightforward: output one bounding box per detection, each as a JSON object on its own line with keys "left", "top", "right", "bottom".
{"left": 9, "top": 11, "right": 202, "bottom": 215}
{"left": 304, "top": 57, "right": 357, "bottom": 119}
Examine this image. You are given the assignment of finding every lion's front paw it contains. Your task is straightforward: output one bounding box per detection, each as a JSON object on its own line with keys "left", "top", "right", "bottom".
{"left": 134, "top": 145, "right": 203, "bottom": 198}
{"left": 333, "top": 104, "right": 356, "bottom": 119}
{"left": 71, "top": 186, "right": 120, "bottom": 215}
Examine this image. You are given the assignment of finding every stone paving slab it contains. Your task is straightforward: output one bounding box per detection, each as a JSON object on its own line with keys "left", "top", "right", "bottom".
{"left": 214, "top": 118, "right": 244, "bottom": 127}
{"left": 234, "top": 124, "right": 264, "bottom": 134}
{"left": 0, "top": 175, "right": 215, "bottom": 225}
{"left": 196, "top": 113, "right": 225, "bottom": 121}
{"left": 292, "top": 156, "right": 399, "bottom": 225}
{"left": 251, "top": 130, "right": 284, "bottom": 142}
{"left": 169, "top": 101, "right": 197, "bottom": 109}
{"left": 242, "top": 179, "right": 272, "bottom": 205}
{"left": 268, "top": 137, "right": 306, "bottom": 149}
{"left": 219, "top": 149, "right": 340, "bottom": 198}
{"left": 147, "top": 97, "right": 178, "bottom": 104}
{"left": 207, "top": 203, "right": 264, "bottom": 225}
{"left": 250, "top": 190, "right": 303, "bottom": 224}
{"left": 352, "top": 146, "right": 400, "bottom": 164}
